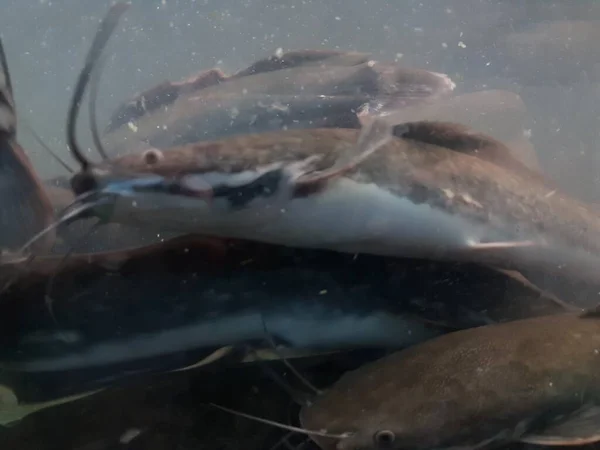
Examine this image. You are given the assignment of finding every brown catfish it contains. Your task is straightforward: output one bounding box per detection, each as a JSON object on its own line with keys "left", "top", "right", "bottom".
{"left": 102, "top": 48, "right": 455, "bottom": 156}
{"left": 0, "top": 37, "right": 54, "bottom": 254}
{"left": 44, "top": 1, "right": 600, "bottom": 292}
{"left": 300, "top": 311, "right": 600, "bottom": 450}
{"left": 65, "top": 120, "right": 600, "bottom": 289}
{"left": 104, "top": 49, "right": 372, "bottom": 133}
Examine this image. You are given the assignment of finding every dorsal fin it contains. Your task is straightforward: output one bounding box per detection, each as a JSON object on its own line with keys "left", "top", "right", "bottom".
{"left": 0, "top": 37, "right": 55, "bottom": 254}
{"left": 232, "top": 49, "right": 370, "bottom": 78}
{"left": 105, "top": 68, "right": 227, "bottom": 134}
{"left": 395, "top": 121, "right": 551, "bottom": 184}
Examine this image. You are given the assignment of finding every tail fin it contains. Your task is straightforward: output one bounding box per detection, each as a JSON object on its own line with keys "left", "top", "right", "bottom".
{"left": 0, "top": 37, "right": 55, "bottom": 254}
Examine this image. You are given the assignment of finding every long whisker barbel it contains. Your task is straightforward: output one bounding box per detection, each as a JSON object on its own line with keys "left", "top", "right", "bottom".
{"left": 209, "top": 403, "right": 352, "bottom": 440}
{"left": 21, "top": 119, "right": 75, "bottom": 173}
{"left": 66, "top": 2, "right": 130, "bottom": 170}
{"left": 243, "top": 344, "right": 310, "bottom": 405}
{"left": 17, "top": 195, "right": 108, "bottom": 255}
{"left": 88, "top": 53, "right": 110, "bottom": 161}
{"left": 260, "top": 315, "right": 323, "bottom": 397}
{"left": 0, "top": 194, "right": 111, "bottom": 296}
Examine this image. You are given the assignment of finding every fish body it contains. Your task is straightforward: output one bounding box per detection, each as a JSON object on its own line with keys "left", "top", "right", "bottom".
{"left": 75, "top": 125, "right": 600, "bottom": 286}
{"left": 105, "top": 49, "right": 372, "bottom": 133}
{"left": 0, "top": 236, "right": 566, "bottom": 407}
{"left": 103, "top": 49, "right": 455, "bottom": 155}
{"left": 300, "top": 312, "right": 600, "bottom": 450}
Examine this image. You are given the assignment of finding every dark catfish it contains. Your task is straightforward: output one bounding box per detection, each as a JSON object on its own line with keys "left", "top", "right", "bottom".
{"left": 300, "top": 311, "right": 600, "bottom": 450}
{"left": 0, "top": 234, "right": 569, "bottom": 420}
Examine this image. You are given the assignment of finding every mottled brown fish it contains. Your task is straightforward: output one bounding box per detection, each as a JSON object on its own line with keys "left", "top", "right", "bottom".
{"left": 300, "top": 311, "right": 600, "bottom": 450}
{"left": 34, "top": 1, "right": 600, "bottom": 294}
{"left": 66, "top": 120, "right": 600, "bottom": 288}
{"left": 54, "top": 0, "right": 600, "bottom": 289}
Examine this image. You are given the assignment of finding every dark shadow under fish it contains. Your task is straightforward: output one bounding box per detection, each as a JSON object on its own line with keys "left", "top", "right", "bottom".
{"left": 0, "top": 234, "right": 569, "bottom": 420}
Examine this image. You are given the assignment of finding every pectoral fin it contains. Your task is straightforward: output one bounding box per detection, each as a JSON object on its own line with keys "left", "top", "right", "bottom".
{"left": 0, "top": 384, "right": 102, "bottom": 427}
{"left": 520, "top": 406, "right": 600, "bottom": 446}
{"left": 295, "top": 117, "right": 399, "bottom": 186}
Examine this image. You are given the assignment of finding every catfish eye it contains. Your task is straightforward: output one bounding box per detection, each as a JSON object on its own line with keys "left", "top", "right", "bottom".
{"left": 142, "top": 148, "right": 163, "bottom": 166}
{"left": 373, "top": 430, "right": 395, "bottom": 448}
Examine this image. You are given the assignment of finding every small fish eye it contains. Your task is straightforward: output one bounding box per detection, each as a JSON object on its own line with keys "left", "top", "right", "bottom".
{"left": 373, "top": 430, "right": 395, "bottom": 448}
{"left": 142, "top": 148, "right": 163, "bottom": 165}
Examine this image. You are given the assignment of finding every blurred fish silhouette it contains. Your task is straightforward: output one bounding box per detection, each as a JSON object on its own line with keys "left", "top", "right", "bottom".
{"left": 0, "top": 38, "right": 54, "bottom": 256}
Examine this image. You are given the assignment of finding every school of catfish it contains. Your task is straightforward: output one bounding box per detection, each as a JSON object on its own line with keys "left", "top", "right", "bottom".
{"left": 2, "top": 3, "right": 600, "bottom": 450}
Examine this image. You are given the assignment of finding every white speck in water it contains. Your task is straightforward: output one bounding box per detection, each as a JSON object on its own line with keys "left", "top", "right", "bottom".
{"left": 127, "top": 121, "right": 138, "bottom": 133}
{"left": 549, "top": 382, "right": 553, "bottom": 387}
{"left": 335, "top": 16, "right": 341, "bottom": 21}
{"left": 524, "top": 129, "right": 532, "bottom": 138}
{"left": 442, "top": 42, "right": 448, "bottom": 49}
{"left": 274, "top": 47, "right": 284, "bottom": 58}
{"left": 458, "top": 41, "right": 467, "bottom": 49}
{"left": 132, "top": 201, "right": 138, "bottom": 207}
